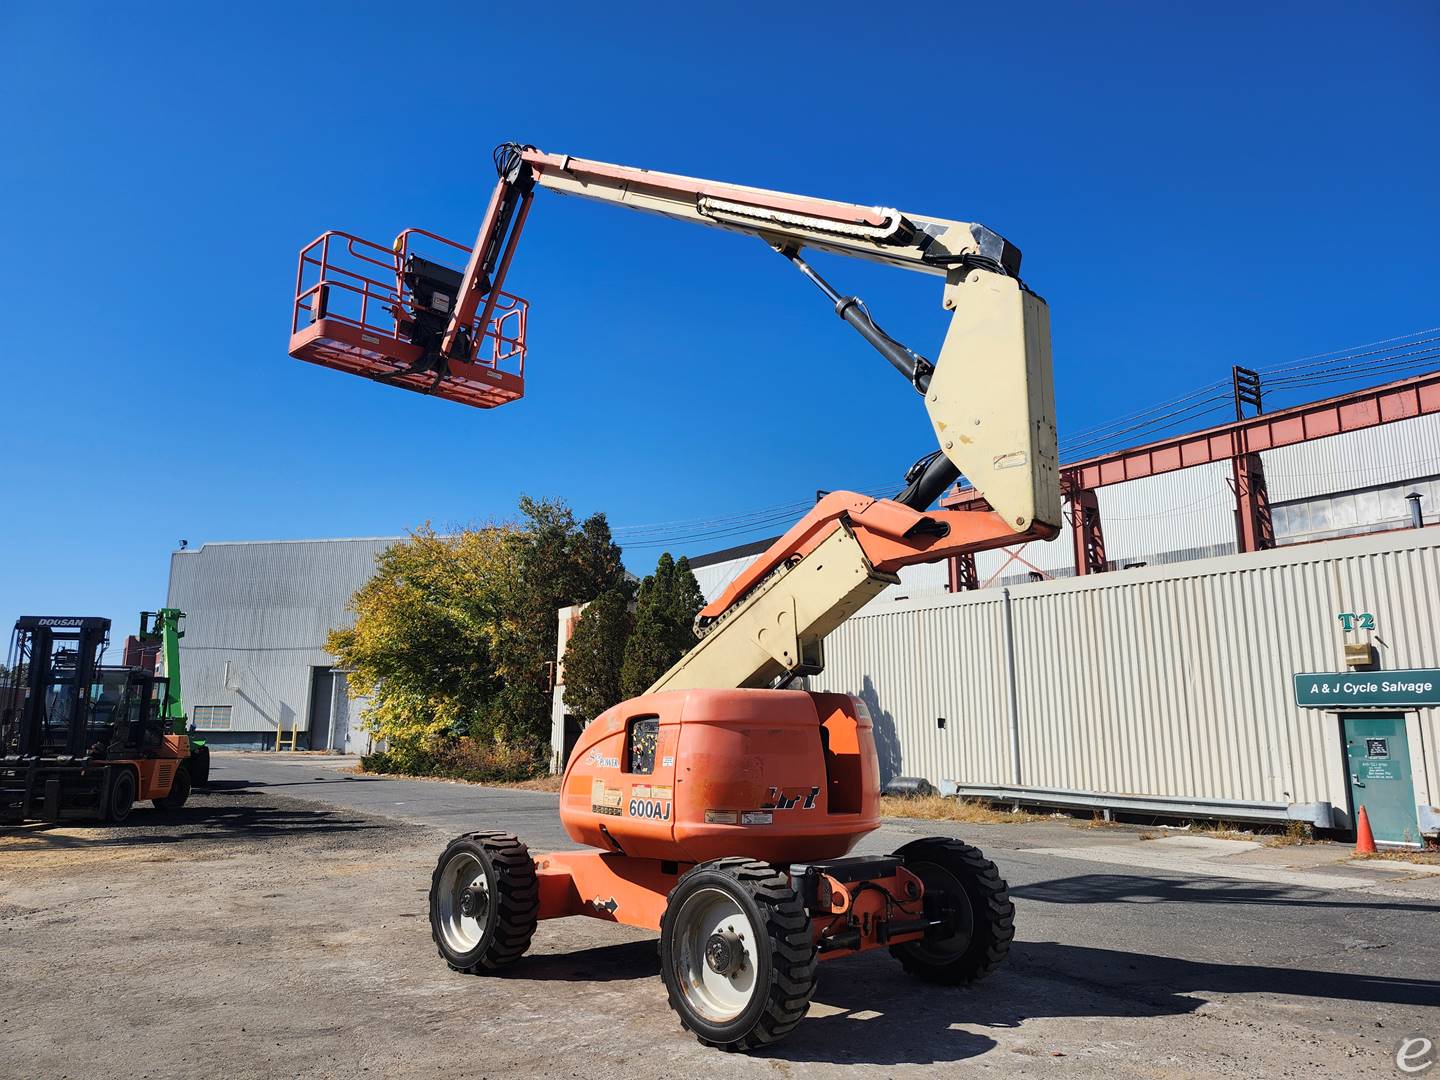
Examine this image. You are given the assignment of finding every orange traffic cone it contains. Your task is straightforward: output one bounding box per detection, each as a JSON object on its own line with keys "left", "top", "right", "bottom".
{"left": 1355, "top": 805, "right": 1378, "bottom": 854}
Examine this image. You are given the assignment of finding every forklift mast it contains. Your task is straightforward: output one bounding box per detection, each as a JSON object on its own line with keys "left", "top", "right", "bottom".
{"left": 2, "top": 616, "right": 111, "bottom": 759}
{"left": 139, "top": 608, "right": 186, "bottom": 734}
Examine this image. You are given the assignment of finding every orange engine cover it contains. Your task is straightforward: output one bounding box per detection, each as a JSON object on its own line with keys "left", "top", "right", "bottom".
{"left": 559, "top": 689, "right": 881, "bottom": 864}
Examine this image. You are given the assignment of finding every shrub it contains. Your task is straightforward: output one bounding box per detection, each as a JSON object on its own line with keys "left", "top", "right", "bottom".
{"left": 362, "top": 737, "right": 546, "bottom": 784}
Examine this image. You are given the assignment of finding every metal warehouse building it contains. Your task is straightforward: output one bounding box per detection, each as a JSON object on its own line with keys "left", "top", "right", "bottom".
{"left": 166, "top": 537, "right": 391, "bottom": 753}
{"left": 168, "top": 373, "right": 1440, "bottom": 842}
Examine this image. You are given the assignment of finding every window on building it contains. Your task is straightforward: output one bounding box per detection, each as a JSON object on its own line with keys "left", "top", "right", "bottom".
{"left": 192, "top": 704, "right": 232, "bottom": 730}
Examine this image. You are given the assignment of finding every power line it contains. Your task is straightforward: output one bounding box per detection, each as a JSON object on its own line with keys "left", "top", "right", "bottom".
{"left": 1056, "top": 328, "right": 1440, "bottom": 460}
{"left": 608, "top": 324, "right": 1440, "bottom": 554}
{"left": 1060, "top": 380, "right": 1229, "bottom": 446}
{"left": 1252, "top": 326, "right": 1440, "bottom": 375}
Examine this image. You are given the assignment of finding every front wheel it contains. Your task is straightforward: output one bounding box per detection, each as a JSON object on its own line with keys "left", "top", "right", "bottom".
{"left": 659, "top": 857, "right": 816, "bottom": 1052}
{"left": 105, "top": 768, "right": 136, "bottom": 823}
{"left": 429, "top": 832, "right": 539, "bottom": 973}
{"left": 889, "top": 837, "right": 1014, "bottom": 984}
{"left": 154, "top": 763, "right": 191, "bottom": 810}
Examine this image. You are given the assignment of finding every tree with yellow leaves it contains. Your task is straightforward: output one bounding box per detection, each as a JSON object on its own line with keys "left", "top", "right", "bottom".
{"left": 328, "top": 499, "right": 626, "bottom": 776}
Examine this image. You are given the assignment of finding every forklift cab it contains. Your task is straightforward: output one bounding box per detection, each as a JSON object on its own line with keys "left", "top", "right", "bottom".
{"left": 87, "top": 669, "right": 170, "bottom": 759}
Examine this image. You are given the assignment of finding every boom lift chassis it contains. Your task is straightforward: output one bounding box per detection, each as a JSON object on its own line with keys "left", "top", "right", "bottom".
{"left": 291, "top": 144, "right": 1061, "bottom": 1050}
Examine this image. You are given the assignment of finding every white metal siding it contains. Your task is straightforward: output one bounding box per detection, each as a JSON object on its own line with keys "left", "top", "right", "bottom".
{"left": 166, "top": 537, "right": 398, "bottom": 750}
{"left": 819, "top": 593, "right": 1010, "bottom": 786}
{"left": 691, "top": 555, "right": 758, "bottom": 605}
{"left": 1096, "top": 462, "right": 1237, "bottom": 566}
{"left": 975, "top": 534, "right": 1072, "bottom": 581}
{"left": 1263, "top": 412, "right": 1440, "bottom": 502}
{"left": 1273, "top": 475, "right": 1440, "bottom": 544}
{"left": 812, "top": 528, "right": 1440, "bottom": 813}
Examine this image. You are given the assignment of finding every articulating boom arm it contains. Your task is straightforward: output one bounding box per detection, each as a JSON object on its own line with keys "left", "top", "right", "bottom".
{"left": 444, "top": 144, "right": 1060, "bottom": 535}
{"left": 651, "top": 492, "right": 1054, "bottom": 693}
{"left": 289, "top": 142, "right": 1063, "bottom": 693}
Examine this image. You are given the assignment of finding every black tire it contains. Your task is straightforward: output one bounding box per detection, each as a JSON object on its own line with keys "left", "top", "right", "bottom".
{"left": 106, "top": 768, "right": 136, "bottom": 823}
{"left": 429, "top": 832, "right": 539, "bottom": 973}
{"left": 189, "top": 746, "right": 211, "bottom": 788}
{"left": 659, "top": 857, "right": 817, "bottom": 1052}
{"left": 889, "top": 837, "right": 1014, "bottom": 984}
{"left": 154, "top": 763, "right": 191, "bottom": 810}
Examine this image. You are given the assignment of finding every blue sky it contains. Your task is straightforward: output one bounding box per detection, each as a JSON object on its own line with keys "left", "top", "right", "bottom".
{"left": 1, "top": 1, "right": 1437, "bottom": 644}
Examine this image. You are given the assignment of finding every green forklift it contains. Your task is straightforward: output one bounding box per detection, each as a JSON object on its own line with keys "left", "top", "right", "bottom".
{"left": 131, "top": 608, "right": 209, "bottom": 787}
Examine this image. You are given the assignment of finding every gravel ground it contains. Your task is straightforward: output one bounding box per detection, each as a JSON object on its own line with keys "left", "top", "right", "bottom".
{"left": 1, "top": 778, "right": 1435, "bottom": 1079}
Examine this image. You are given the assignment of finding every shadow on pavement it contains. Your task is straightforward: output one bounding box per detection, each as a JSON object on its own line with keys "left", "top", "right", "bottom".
{"left": 204, "top": 776, "right": 394, "bottom": 791}
{"left": 1014, "top": 871, "right": 1440, "bottom": 914}
{"left": 1005, "top": 939, "right": 1440, "bottom": 1010}
{"left": 500, "top": 936, "right": 1440, "bottom": 1066}
{"left": 508, "top": 938, "right": 659, "bottom": 983}
{"left": 763, "top": 938, "right": 1440, "bottom": 1064}
{"left": 0, "top": 788, "right": 385, "bottom": 849}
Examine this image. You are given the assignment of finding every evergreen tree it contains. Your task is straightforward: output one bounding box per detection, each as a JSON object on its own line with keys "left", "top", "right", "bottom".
{"left": 487, "top": 497, "right": 629, "bottom": 742}
{"left": 619, "top": 553, "right": 706, "bottom": 698}
{"left": 666, "top": 556, "right": 706, "bottom": 653}
{"left": 561, "top": 588, "right": 633, "bottom": 721}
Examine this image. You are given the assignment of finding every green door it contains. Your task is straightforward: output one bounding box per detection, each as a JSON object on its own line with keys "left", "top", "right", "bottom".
{"left": 1342, "top": 714, "right": 1420, "bottom": 847}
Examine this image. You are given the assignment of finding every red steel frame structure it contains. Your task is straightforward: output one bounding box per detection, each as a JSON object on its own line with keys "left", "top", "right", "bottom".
{"left": 942, "top": 369, "right": 1440, "bottom": 587}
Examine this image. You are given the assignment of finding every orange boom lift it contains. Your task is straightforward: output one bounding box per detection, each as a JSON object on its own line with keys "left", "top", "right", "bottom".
{"left": 289, "top": 144, "right": 1061, "bottom": 1050}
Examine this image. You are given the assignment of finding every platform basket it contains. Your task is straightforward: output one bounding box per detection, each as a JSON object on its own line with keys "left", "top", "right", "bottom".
{"left": 289, "top": 228, "right": 527, "bottom": 408}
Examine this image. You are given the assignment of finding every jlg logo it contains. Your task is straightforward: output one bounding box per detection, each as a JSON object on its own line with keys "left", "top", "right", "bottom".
{"left": 762, "top": 786, "right": 820, "bottom": 811}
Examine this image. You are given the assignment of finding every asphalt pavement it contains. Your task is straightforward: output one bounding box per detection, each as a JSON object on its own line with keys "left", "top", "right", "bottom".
{"left": 207, "top": 751, "right": 1440, "bottom": 1073}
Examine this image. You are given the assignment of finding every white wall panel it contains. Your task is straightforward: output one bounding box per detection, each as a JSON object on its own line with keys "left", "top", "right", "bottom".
{"left": 812, "top": 528, "right": 1440, "bottom": 818}
{"left": 1263, "top": 412, "right": 1440, "bottom": 502}
{"left": 167, "top": 538, "right": 398, "bottom": 749}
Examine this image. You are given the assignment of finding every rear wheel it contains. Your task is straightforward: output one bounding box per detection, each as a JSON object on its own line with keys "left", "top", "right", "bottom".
{"left": 659, "top": 857, "right": 816, "bottom": 1052}
{"left": 889, "top": 837, "right": 1014, "bottom": 984}
{"left": 429, "top": 832, "right": 539, "bottom": 973}
{"left": 188, "top": 746, "right": 210, "bottom": 787}
{"left": 154, "top": 763, "right": 191, "bottom": 810}
{"left": 105, "top": 768, "right": 136, "bottom": 823}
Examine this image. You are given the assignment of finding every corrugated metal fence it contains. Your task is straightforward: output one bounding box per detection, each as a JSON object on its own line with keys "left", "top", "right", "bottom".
{"left": 811, "top": 527, "right": 1440, "bottom": 819}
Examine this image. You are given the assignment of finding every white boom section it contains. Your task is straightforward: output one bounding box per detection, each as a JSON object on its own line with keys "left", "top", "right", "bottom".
{"left": 524, "top": 149, "right": 991, "bottom": 277}
{"left": 647, "top": 525, "right": 894, "bottom": 694}
{"left": 520, "top": 149, "right": 1061, "bottom": 534}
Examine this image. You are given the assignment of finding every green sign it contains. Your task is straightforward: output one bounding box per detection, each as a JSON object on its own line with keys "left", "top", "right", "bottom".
{"left": 1293, "top": 669, "right": 1440, "bottom": 708}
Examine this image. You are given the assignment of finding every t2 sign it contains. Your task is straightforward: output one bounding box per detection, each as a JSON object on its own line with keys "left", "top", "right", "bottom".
{"left": 1337, "top": 612, "right": 1375, "bottom": 632}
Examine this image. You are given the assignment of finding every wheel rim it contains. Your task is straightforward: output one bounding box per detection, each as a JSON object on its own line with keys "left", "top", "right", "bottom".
{"left": 671, "top": 886, "right": 760, "bottom": 1023}
{"left": 435, "top": 850, "right": 491, "bottom": 954}
{"left": 905, "top": 860, "right": 975, "bottom": 963}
